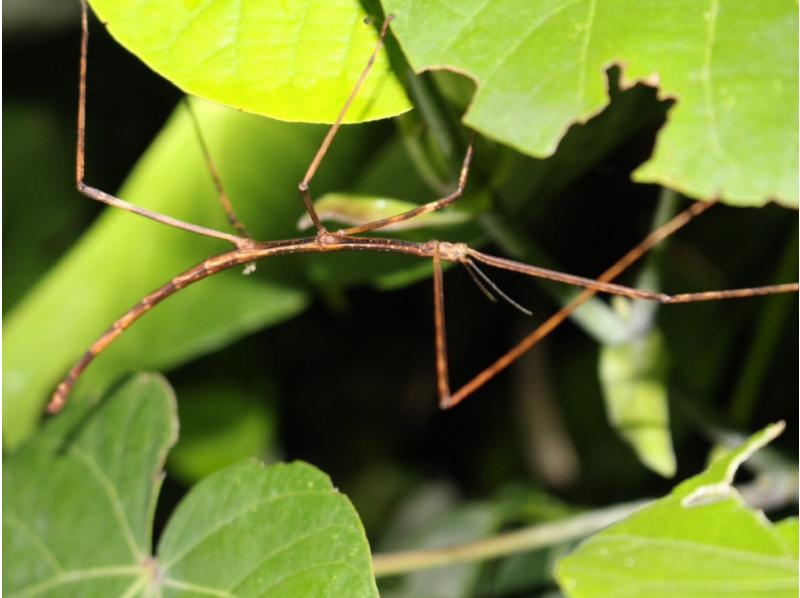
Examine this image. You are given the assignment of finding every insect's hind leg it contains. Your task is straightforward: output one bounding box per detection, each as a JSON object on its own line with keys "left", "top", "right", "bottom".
{"left": 75, "top": 0, "right": 250, "bottom": 248}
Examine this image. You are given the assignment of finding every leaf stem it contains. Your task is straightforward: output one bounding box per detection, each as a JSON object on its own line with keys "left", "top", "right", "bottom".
{"left": 372, "top": 500, "right": 649, "bottom": 577}
{"left": 371, "top": 464, "right": 798, "bottom": 578}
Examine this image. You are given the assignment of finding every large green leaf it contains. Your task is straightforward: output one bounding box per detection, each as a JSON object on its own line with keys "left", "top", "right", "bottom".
{"left": 88, "top": 0, "right": 411, "bottom": 123}
{"left": 4, "top": 373, "right": 378, "bottom": 597}
{"left": 555, "top": 422, "right": 798, "bottom": 597}
{"left": 383, "top": 0, "right": 798, "bottom": 207}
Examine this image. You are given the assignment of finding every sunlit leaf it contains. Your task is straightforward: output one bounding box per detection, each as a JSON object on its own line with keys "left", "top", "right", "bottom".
{"left": 89, "top": 0, "right": 411, "bottom": 123}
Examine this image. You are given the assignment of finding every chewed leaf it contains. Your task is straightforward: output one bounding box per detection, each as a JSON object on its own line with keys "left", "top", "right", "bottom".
{"left": 384, "top": 0, "right": 797, "bottom": 207}
{"left": 599, "top": 328, "right": 675, "bottom": 477}
{"left": 298, "top": 192, "right": 489, "bottom": 231}
{"left": 88, "top": 0, "right": 411, "bottom": 123}
{"left": 556, "top": 422, "right": 797, "bottom": 598}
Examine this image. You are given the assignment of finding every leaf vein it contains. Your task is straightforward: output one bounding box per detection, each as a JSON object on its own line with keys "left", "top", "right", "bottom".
{"left": 71, "top": 446, "right": 143, "bottom": 560}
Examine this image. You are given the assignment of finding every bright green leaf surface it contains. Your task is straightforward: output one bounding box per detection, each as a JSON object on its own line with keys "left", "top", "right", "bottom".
{"left": 383, "top": 0, "right": 798, "bottom": 206}
{"left": 775, "top": 519, "right": 799, "bottom": 560}
{"left": 599, "top": 327, "right": 675, "bottom": 477}
{"left": 299, "top": 192, "right": 489, "bottom": 231}
{"left": 4, "top": 373, "right": 378, "bottom": 597}
{"left": 88, "top": 0, "right": 411, "bottom": 123}
{"left": 556, "top": 422, "right": 798, "bottom": 597}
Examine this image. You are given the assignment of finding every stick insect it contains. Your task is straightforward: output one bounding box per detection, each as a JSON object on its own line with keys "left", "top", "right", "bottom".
{"left": 48, "top": 0, "right": 799, "bottom": 414}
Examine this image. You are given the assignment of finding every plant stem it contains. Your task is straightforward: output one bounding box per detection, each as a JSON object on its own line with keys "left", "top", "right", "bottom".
{"left": 371, "top": 500, "right": 649, "bottom": 577}
{"left": 371, "top": 462, "right": 798, "bottom": 578}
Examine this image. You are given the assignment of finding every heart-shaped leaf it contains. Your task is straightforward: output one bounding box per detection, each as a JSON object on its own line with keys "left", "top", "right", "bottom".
{"left": 4, "top": 373, "right": 378, "bottom": 597}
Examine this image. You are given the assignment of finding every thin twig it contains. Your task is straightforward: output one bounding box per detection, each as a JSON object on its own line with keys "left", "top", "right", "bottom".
{"left": 372, "top": 500, "right": 650, "bottom": 577}
{"left": 371, "top": 470, "right": 799, "bottom": 577}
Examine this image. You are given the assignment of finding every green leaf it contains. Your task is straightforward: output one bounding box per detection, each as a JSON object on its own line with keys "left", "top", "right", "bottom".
{"left": 158, "top": 461, "right": 377, "bottom": 597}
{"left": 4, "top": 373, "right": 176, "bottom": 597}
{"left": 775, "top": 519, "right": 799, "bottom": 560}
{"left": 4, "top": 373, "right": 378, "bottom": 597}
{"left": 298, "top": 192, "right": 488, "bottom": 231}
{"left": 383, "top": 0, "right": 798, "bottom": 207}
{"left": 88, "top": 0, "right": 411, "bottom": 123}
{"left": 598, "top": 326, "right": 675, "bottom": 477}
{"left": 555, "top": 422, "right": 798, "bottom": 598}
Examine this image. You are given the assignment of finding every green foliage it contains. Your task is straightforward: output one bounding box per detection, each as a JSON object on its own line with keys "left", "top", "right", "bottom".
{"left": 88, "top": 0, "right": 411, "bottom": 123}
{"left": 4, "top": 374, "right": 378, "bottom": 597}
{"left": 556, "top": 423, "right": 799, "bottom": 597}
{"left": 599, "top": 323, "right": 675, "bottom": 477}
{"left": 3, "top": 2, "right": 797, "bottom": 597}
{"left": 384, "top": 0, "right": 798, "bottom": 206}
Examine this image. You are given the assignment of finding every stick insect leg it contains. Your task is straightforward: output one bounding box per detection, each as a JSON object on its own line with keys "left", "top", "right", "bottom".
{"left": 298, "top": 16, "right": 396, "bottom": 235}
{"left": 337, "top": 137, "right": 475, "bottom": 236}
{"left": 75, "top": 0, "right": 249, "bottom": 248}
{"left": 183, "top": 98, "right": 253, "bottom": 240}
{"left": 438, "top": 199, "right": 716, "bottom": 409}
{"left": 432, "top": 243, "right": 453, "bottom": 407}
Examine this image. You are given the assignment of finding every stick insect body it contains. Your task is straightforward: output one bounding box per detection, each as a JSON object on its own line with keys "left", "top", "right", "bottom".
{"left": 49, "top": 0, "right": 799, "bottom": 414}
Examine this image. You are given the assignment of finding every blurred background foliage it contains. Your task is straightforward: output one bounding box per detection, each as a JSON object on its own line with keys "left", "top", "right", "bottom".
{"left": 4, "top": 1, "right": 797, "bottom": 595}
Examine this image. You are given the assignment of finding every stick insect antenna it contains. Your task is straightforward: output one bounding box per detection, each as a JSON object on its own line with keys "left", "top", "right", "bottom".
{"left": 298, "top": 15, "right": 395, "bottom": 235}
{"left": 464, "top": 259, "right": 533, "bottom": 316}
{"left": 74, "top": 0, "right": 250, "bottom": 248}
{"left": 464, "top": 259, "right": 498, "bottom": 304}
